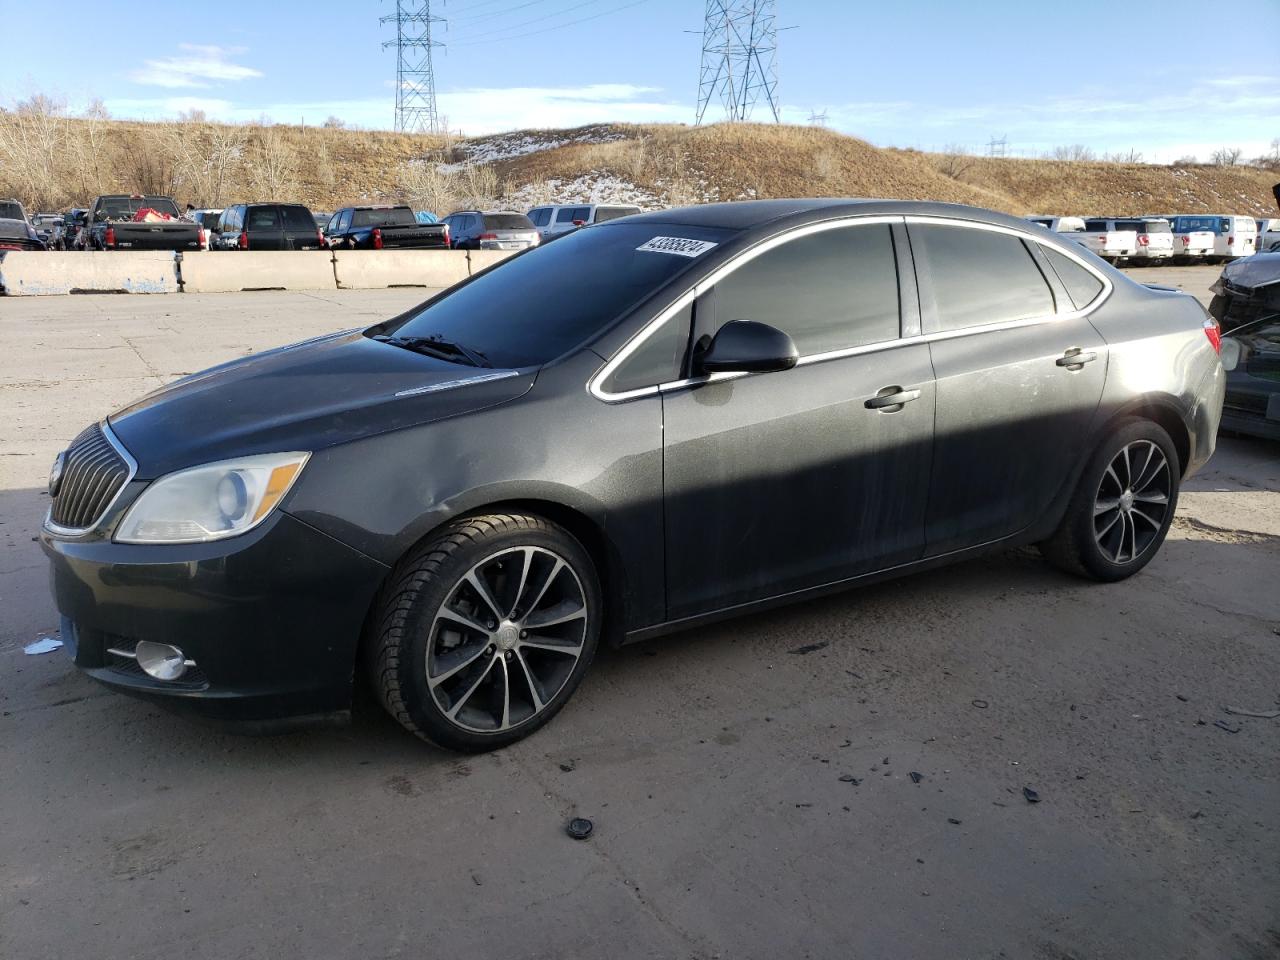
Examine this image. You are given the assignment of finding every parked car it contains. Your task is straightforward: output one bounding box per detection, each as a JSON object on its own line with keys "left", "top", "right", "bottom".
{"left": 0, "top": 199, "right": 44, "bottom": 251}
{"left": 1218, "top": 311, "right": 1280, "bottom": 441}
{"left": 1025, "top": 215, "right": 1085, "bottom": 233}
{"left": 441, "top": 210, "right": 539, "bottom": 250}
{"left": 84, "top": 195, "right": 202, "bottom": 252}
{"left": 1167, "top": 216, "right": 1217, "bottom": 262}
{"left": 312, "top": 212, "right": 332, "bottom": 233}
{"left": 189, "top": 209, "right": 223, "bottom": 250}
{"left": 1171, "top": 215, "right": 1258, "bottom": 262}
{"left": 58, "top": 208, "right": 88, "bottom": 250}
{"left": 31, "top": 213, "right": 64, "bottom": 247}
{"left": 39, "top": 199, "right": 1224, "bottom": 751}
{"left": 1070, "top": 218, "right": 1172, "bottom": 262}
{"left": 527, "top": 203, "right": 642, "bottom": 242}
{"left": 210, "top": 203, "right": 324, "bottom": 251}
{"left": 323, "top": 204, "right": 450, "bottom": 249}
{"left": 1209, "top": 249, "right": 1280, "bottom": 333}
{"left": 1127, "top": 217, "right": 1174, "bottom": 262}
{"left": 1256, "top": 218, "right": 1280, "bottom": 254}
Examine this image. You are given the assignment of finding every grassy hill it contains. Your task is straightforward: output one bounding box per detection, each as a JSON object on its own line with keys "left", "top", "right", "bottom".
{"left": 1, "top": 112, "right": 1275, "bottom": 219}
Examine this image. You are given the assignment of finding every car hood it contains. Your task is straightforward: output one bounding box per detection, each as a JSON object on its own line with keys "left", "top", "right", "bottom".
{"left": 1216, "top": 253, "right": 1280, "bottom": 293}
{"left": 109, "top": 329, "right": 533, "bottom": 478}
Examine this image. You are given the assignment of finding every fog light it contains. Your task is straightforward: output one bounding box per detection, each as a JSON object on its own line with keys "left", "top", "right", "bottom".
{"left": 135, "top": 641, "right": 189, "bottom": 681}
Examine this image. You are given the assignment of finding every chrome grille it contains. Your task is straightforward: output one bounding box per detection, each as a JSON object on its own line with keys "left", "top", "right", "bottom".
{"left": 49, "top": 424, "right": 132, "bottom": 531}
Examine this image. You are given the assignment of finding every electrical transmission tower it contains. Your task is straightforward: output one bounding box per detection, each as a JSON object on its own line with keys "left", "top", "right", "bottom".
{"left": 381, "top": 0, "right": 444, "bottom": 134}
{"left": 696, "top": 1, "right": 781, "bottom": 125}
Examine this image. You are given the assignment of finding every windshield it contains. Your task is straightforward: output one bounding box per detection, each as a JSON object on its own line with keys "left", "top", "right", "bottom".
{"left": 483, "top": 213, "right": 533, "bottom": 230}
{"left": 382, "top": 222, "right": 733, "bottom": 368}
{"left": 352, "top": 207, "right": 416, "bottom": 228}
{"left": 0, "top": 201, "right": 26, "bottom": 221}
{"left": 96, "top": 196, "right": 181, "bottom": 221}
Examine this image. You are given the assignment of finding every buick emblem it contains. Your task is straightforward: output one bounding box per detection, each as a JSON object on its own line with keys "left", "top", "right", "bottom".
{"left": 48, "top": 451, "right": 66, "bottom": 498}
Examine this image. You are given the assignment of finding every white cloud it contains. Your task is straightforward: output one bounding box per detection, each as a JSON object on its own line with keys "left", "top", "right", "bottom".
{"left": 128, "top": 44, "right": 262, "bottom": 89}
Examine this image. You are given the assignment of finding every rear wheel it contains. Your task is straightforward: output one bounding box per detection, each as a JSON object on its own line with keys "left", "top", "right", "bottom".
{"left": 1042, "top": 418, "right": 1180, "bottom": 581}
{"left": 369, "top": 514, "right": 601, "bottom": 752}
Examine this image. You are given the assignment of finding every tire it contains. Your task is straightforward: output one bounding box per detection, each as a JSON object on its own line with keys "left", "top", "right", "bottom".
{"left": 369, "top": 513, "right": 601, "bottom": 752}
{"left": 1041, "top": 417, "right": 1180, "bottom": 582}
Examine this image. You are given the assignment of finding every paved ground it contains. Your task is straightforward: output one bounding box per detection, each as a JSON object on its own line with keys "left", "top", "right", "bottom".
{"left": 2, "top": 270, "right": 1278, "bottom": 959}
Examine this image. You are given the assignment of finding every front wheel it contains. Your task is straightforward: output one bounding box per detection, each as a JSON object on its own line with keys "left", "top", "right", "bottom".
{"left": 369, "top": 514, "right": 601, "bottom": 752}
{"left": 1042, "top": 417, "right": 1180, "bottom": 581}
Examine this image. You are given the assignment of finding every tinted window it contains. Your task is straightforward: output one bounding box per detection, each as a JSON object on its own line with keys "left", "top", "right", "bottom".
{"left": 0, "top": 201, "right": 25, "bottom": 220}
{"left": 529, "top": 208, "right": 551, "bottom": 227}
{"left": 1042, "top": 246, "right": 1105, "bottom": 311}
{"left": 1115, "top": 220, "right": 1143, "bottom": 231}
{"left": 247, "top": 207, "right": 281, "bottom": 231}
{"left": 352, "top": 207, "right": 416, "bottom": 228}
{"left": 602, "top": 302, "right": 693, "bottom": 394}
{"left": 483, "top": 213, "right": 534, "bottom": 230}
{"left": 712, "top": 224, "right": 899, "bottom": 355}
{"left": 280, "top": 205, "right": 315, "bottom": 231}
{"left": 386, "top": 223, "right": 732, "bottom": 368}
{"left": 337, "top": 209, "right": 352, "bottom": 232}
{"left": 556, "top": 206, "right": 588, "bottom": 223}
{"left": 594, "top": 206, "right": 639, "bottom": 223}
{"left": 914, "top": 224, "right": 1054, "bottom": 330}
{"left": 1084, "top": 220, "right": 1108, "bottom": 233}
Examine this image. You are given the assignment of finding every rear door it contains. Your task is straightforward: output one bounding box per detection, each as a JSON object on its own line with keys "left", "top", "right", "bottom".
{"left": 280, "top": 205, "right": 318, "bottom": 250}
{"left": 245, "top": 205, "right": 284, "bottom": 250}
{"left": 662, "top": 219, "right": 936, "bottom": 618}
{"left": 910, "top": 220, "right": 1108, "bottom": 554}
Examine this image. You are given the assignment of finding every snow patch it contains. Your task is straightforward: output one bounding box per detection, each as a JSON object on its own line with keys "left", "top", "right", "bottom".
{"left": 441, "top": 125, "right": 627, "bottom": 171}
{"left": 504, "top": 172, "right": 663, "bottom": 209}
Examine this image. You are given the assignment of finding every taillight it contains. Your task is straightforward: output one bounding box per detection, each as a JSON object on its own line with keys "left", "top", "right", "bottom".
{"left": 478, "top": 232, "right": 497, "bottom": 241}
{"left": 238, "top": 231, "right": 249, "bottom": 250}
{"left": 572, "top": 219, "right": 586, "bottom": 227}
{"left": 197, "top": 226, "right": 206, "bottom": 248}
{"left": 316, "top": 228, "right": 324, "bottom": 249}
{"left": 442, "top": 223, "right": 450, "bottom": 248}
{"left": 1138, "top": 234, "right": 1149, "bottom": 246}
{"left": 371, "top": 227, "right": 383, "bottom": 250}
{"left": 1203, "top": 317, "right": 1222, "bottom": 354}
{"left": 104, "top": 226, "right": 116, "bottom": 247}
{"left": 1181, "top": 235, "right": 1190, "bottom": 245}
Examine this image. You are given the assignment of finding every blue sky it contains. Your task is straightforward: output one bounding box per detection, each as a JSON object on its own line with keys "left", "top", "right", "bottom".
{"left": 1, "top": 0, "right": 1276, "bottom": 161}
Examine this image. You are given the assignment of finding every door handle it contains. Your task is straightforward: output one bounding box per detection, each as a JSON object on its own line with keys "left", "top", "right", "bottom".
{"left": 864, "top": 386, "right": 922, "bottom": 410}
{"left": 1056, "top": 348, "right": 1097, "bottom": 368}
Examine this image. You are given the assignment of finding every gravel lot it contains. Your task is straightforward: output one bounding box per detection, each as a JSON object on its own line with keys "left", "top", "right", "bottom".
{"left": 1, "top": 267, "right": 1277, "bottom": 959}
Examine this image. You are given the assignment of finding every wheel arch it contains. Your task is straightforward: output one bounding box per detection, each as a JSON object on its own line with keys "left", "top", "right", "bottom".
{"left": 1100, "top": 393, "right": 1192, "bottom": 477}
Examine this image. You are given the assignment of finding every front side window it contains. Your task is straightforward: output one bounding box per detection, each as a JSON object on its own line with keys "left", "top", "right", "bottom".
{"left": 385, "top": 223, "right": 732, "bottom": 368}
{"left": 601, "top": 303, "right": 693, "bottom": 394}
{"left": 913, "top": 223, "right": 1055, "bottom": 331}
{"left": 711, "top": 223, "right": 900, "bottom": 356}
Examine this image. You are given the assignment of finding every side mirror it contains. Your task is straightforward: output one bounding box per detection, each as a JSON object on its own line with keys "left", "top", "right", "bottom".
{"left": 699, "top": 320, "right": 799, "bottom": 375}
{"left": 1220, "top": 338, "right": 1242, "bottom": 372}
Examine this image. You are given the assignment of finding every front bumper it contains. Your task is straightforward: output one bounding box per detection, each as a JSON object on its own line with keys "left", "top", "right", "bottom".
{"left": 41, "top": 512, "right": 388, "bottom": 723}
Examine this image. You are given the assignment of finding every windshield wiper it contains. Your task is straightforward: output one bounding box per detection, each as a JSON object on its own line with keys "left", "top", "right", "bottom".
{"left": 373, "top": 334, "right": 492, "bottom": 368}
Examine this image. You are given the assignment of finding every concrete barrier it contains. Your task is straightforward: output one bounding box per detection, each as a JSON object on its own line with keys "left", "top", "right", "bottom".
{"left": 0, "top": 251, "right": 179, "bottom": 295}
{"left": 467, "top": 250, "right": 520, "bottom": 275}
{"left": 332, "top": 250, "right": 470, "bottom": 290}
{"left": 178, "top": 252, "right": 337, "bottom": 292}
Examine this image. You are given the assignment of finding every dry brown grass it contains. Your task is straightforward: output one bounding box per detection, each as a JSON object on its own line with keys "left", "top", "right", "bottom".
{"left": 2, "top": 112, "right": 1276, "bottom": 218}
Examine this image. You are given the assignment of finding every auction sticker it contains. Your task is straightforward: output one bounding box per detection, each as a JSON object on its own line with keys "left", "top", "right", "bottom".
{"left": 636, "top": 236, "right": 718, "bottom": 257}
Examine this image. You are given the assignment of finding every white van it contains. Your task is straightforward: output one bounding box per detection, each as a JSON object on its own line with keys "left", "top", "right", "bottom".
{"left": 1256, "top": 218, "right": 1280, "bottom": 253}
{"left": 1025, "top": 215, "right": 1086, "bottom": 233}
{"left": 1172, "top": 215, "right": 1258, "bottom": 261}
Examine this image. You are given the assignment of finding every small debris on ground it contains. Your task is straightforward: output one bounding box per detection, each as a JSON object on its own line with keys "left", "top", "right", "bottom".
{"left": 1213, "top": 719, "right": 1241, "bottom": 734}
{"left": 788, "top": 641, "right": 829, "bottom": 655}
{"left": 971, "top": 699, "right": 989, "bottom": 709}
{"left": 1224, "top": 706, "right": 1280, "bottom": 719}
{"left": 23, "top": 637, "right": 62, "bottom": 655}
{"left": 566, "top": 817, "right": 593, "bottom": 840}
{"left": 1022, "top": 787, "right": 1040, "bottom": 804}
{"left": 795, "top": 802, "right": 813, "bottom": 808}
{"left": 947, "top": 818, "right": 962, "bottom": 825}
{"left": 838, "top": 775, "right": 862, "bottom": 785}
{"left": 1176, "top": 694, "right": 1189, "bottom": 702}
{"left": 558, "top": 761, "right": 575, "bottom": 773}
{"left": 910, "top": 772, "right": 924, "bottom": 783}
{"left": 471, "top": 873, "right": 483, "bottom": 886}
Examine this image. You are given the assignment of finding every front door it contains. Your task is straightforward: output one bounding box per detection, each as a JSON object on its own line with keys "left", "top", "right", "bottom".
{"left": 908, "top": 220, "right": 1109, "bottom": 554}
{"left": 662, "top": 220, "right": 936, "bottom": 620}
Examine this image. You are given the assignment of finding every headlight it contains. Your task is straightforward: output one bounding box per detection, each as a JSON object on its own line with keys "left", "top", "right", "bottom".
{"left": 114, "top": 452, "right": 309, "bottom": 544}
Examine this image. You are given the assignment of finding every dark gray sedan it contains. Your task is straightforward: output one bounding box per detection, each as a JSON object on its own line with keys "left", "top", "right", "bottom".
{"left": 41, "top": 199, "right": 1225, "bottom": 751}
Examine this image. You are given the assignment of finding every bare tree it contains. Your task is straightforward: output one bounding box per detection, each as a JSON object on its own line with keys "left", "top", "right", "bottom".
{"left": 1102, "top": 148, "right": 1144, "bottom": 163}
{"left": 323, "top": 116, "right": 346, "bottom": 130}
{"left": 1050, "top": 144, "right": 1096, "bottom": 162}
{"left": 249, "top": 122, "right": 297, "bottom": 198}
{"left": 937, "top": 143, "right": 976, "bottom": 179}
{"left": 1210, "top": 146, "right": 1243, "bottom": 166}
{"left": 396, "top": 160, "right": 454, "bottom": 215}
{"left": 0, "top": 93, "right": 69, "bottom": 209}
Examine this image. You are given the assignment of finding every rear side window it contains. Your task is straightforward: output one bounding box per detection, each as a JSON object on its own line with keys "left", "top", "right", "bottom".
{"left": 712, "top": 223, "right": 900, "bottom": 355}
{"left": 483, "top": 213, "right": 534, "bottom": 230}
{"left": 1041, "top": 246, "right": 1105, "bottom": 311}
{"left": 247, "top": 207, "right": 280, "bottom": 230}
{"left": 594, "top": 206, "right": 639, "bottom": 223}
{"left": 1115, "top": 220, "right": 1143, "bottom": 231}
{"left": 1084, "top": 221, "right": 1107, "bottom": 232}
{"left": 556, "top": 206, "right": 589, "bottom": 223}
{"left": 602, "top": 302, "right": 693, "bottom": 394}
{"left": 529, "top": 208, "right": 551, "bottom": 227}
{"left": 913, "top": 224, "right": 1055, "bottom": 331}
{"left": 280, "top": 206, "right": 315, "bottom": 231}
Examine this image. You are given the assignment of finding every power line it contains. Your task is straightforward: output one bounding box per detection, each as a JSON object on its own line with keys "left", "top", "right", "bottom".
{"left": 381, "top": 0, "right": 445, "bottom": 134}
{"left": 449, "top": 0, "right": 550, "bottom": 24}
{"left": 696, "top": 0, "right": 781, "bottom": 124}
{"left": 449, "top": 0, "right": 603, "bottom": 42}
{"left": 449, "top": 0, "right": 651, "bottom": 47}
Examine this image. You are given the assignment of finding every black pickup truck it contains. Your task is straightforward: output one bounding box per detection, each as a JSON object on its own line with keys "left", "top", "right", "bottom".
{"left": 322, "top": 205, "right": 450, "bottom": 249}
{"left": 84, "top": 195, "right": 202, "bottom": 252}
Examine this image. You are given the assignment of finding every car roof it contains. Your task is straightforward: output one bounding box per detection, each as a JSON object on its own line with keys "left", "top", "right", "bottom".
{"left": 622, "top": 198, "right": 1041, "bottom": 235}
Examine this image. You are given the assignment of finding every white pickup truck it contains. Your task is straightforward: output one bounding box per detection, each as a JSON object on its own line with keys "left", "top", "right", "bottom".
{"left": 1256, "top": 218, "right": 1280, "bottom": 253}
{"left": 1167, "top": 216, "right": 1216, "bottom": 261}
